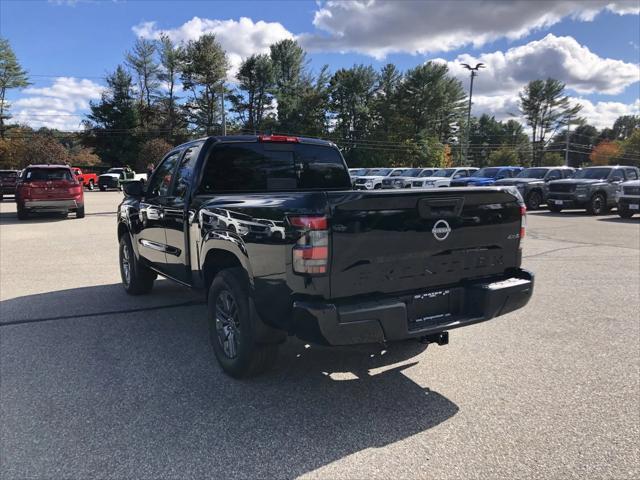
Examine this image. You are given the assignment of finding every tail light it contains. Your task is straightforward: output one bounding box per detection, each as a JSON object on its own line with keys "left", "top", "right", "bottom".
{"left": 519, "top": 206, "right": 526, "bottom": 248}
{"left": 289, "top": 215, "right": 329, "bottom": 275}
{"left": 258, "top": 135, "right": 299, "bottom": 143}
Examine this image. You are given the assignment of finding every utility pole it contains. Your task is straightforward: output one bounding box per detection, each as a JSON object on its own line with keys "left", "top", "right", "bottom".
{"left": 461, "top": 63, "right": 485, "bottom": 164}
{"left": 221, "top": 83, "right": 226, "bottom": 136}
{"left": 564, "top": 116, "right": 571, "bottom": 166}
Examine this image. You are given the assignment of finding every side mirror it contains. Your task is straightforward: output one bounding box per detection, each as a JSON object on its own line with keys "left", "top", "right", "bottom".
{"left": 122, "top": 180, "right": 145, "bottom": 198}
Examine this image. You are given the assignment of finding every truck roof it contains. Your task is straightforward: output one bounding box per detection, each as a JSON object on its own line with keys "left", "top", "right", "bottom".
{"left": 201, "top": 134, "right": 337, "bottom": 147}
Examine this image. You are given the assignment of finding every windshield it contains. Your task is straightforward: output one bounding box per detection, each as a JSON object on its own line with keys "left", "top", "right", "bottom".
{"left": 350, "top": 168, "right": 369, "bottom": 176}
{"left": 433, "top": 168, "right": 456, "bottom": 177}
{"left": 389, "top": 169, "right": 406, "bottom": 176}
{"left": 107, "top": 168, "right": 123, "bottom": 174}
{"left": 473, "top": 168, "right": 500, "bottom": 177}
{"left": 517, "top": 168, "right": 548, "bottom": 179}
{"left": 369, "top": 168, "right": 391, "bottom": 176}
{"left": 402, "top": 168, "right": 422, "bottom": 177}
{"left": 24, "top": 168, "right": 73, "bottom": 182}
{"left": 419, "top": 169, "right": 435, "bottom": 177}
{"left": 573, "top": 168, "right": 612, "bottom": 179}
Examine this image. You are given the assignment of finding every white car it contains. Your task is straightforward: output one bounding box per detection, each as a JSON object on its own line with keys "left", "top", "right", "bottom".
{"left": 98, "top": 168, "right": 147, "bottom": 191}
{"left": 353, "top": 168, "right": 407, "bottom": 190}
{"left": 411, "top": 167, "right": 478, "bottom": 189}
{"left": 257, "top": 219, "right": 286, "bottom": 239}
{"left": 381, "top": 168, "right": 434, "bottom": 189}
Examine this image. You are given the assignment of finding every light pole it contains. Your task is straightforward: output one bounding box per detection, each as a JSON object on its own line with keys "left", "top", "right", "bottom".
{"left": 461, "top": 62, "right": 485, "bottom": 163}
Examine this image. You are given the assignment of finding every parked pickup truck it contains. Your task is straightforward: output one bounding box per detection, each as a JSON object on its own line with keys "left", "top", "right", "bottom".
{"left": 117, "top": 135, "right": 534, "bottom": 378}
{"left": 98, "top": 168, "right": 147, "bottom": 191}
{"left": 616, "top": 179, "right": 640, "bottom": 218}
{"left": 72, "top": 168, "right": 99, "bottom": 190}
{"left": 547, "top": 166, "right": 639, "bottom": 215}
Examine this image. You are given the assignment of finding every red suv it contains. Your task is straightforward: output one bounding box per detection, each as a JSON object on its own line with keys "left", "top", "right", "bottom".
{"left": 16, "top": 165, "right": 85, "bottom": 220}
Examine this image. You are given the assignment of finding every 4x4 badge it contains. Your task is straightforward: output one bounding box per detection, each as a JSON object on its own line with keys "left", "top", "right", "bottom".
{"left": 432, "top": 219, "right": 451, "bottom": 241}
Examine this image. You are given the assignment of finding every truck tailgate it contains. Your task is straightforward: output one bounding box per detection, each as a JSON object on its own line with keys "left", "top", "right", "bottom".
{"left": 327, "top": 188, "right": 522, "bottom": 299}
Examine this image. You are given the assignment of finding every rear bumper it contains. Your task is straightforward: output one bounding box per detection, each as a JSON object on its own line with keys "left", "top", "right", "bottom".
{"left": 292, "top": 269, "right": 534, "bottom": 346}
{"left": 23, "top": 199, "right": 79, "bottom": 211}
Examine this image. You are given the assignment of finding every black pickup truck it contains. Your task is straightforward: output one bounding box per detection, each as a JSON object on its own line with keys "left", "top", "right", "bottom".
{"left": 117, "top": 135, "right": 534, "bottom": 377}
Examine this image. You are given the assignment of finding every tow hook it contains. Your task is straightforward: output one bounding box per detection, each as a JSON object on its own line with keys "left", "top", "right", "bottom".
{"left": 419, "top": 331, "right": 449, "bottom": 346}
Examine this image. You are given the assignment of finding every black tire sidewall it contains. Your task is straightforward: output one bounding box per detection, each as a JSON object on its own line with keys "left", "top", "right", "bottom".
{"left": 207, "top": 268, "right": 257, "bottom": 378}
{"left": 527, "top": 191, "right": 542, "bottom": 210}
{"left": 589, "top": 193, "right": 606, "bottom": 215}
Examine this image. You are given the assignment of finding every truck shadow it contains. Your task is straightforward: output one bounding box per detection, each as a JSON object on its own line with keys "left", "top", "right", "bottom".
{"left": 1, "top": 281, "right": 458, "bottom": 478}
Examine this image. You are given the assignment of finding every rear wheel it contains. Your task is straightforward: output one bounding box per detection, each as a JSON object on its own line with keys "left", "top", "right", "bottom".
{"left": 119, "top": 234, "right": 156, "bottom": 294}
{"left": 526, "top": 190, "right": 543, "bottom": 211}
{"left": 99, "top": 185, "right": 106, "bottom": 192}
{"left": 548, "top": 204, "right": 562, "bottom": 213}
{"left": 587, "top": 193, "right": 607, "bottom": 215}
{"left": 618, "top": 207, "right": 634, "bottom": 219}
{"left": 88, "top": 180, "right": 95, "bottom": 191}
{"left": 208, "top": 267, "right": 279, "bottom": 378}
{"left": 76, "top": 204, "right": 85, "bottom": 218}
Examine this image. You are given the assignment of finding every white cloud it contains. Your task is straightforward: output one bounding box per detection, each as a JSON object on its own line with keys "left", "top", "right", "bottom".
{"left": 300, "top": 0, "right": 639, "bottom": 57}
{"left": 435, "top": 34, "right": 640, "bottom": 96}
{"left": 10, "top": 77, "right": 104, "bottom": 131}
{"left": 132, "top": 16, "right": 294, "bottom": 79}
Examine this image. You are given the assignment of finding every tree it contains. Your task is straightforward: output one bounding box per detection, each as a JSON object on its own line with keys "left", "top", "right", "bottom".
{"left": 0, "top": 38, "right": 30, "bottom": 138}
{"left": 84, "top": 66, "right": 140, "bottom": 166}
{"left": 157, "top": 34, "right": 184, "bottom": 141}
{"left": 612, "top": 115, "right": 640, "bottom": 140}
{"left": 487, "top": 146, "right": 519, "bottom": 166}
{"left": 181, "top": 34, "right": 229, "bottom": 135}
{"left": 397, "top": 62, "right": 466, "bottom": 142}
{"left": 137, "top": 138, "right": 173, "bottom": 171}
{"left": 329, "top": 65, "right": 378, "bottom": 140}
{"left": 590, "top": 141, "right": 621, "bottom": 166}
{"left": 230, "top": 54, "right": 275, "bottom": 132}
{"left": 519, "top": 78, "right": 582, "bottom": 166}
{"left": 619, "top": 129, "right": 640, "bottom": 166}
{"left": 69, "top": 147, "right": 101, "bottom": 166}
{"left": 373, "top": 64, "right": 402, "bottom": 139}
{"left": 540, "top": 152, "right": 565, "bottom": 167}
{"left": 549, "top": 123, "right": 598, "bottom": 167}
{"left": 125, "top": 38, "right": 160, "bottom": 126}
{"left": 270, "top": 39, "right": 306, "bottom": 132}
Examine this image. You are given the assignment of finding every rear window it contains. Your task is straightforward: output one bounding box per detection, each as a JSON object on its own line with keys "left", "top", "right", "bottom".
{"left": 199, "top": 142, "right": 351, "bottom": 193}
{"left": 24, "top": 168, "right": 73, "bottom": 182}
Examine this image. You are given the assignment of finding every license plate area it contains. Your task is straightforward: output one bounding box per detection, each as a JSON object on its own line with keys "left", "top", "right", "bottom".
{"left": 408, "top": 288, "right": 462, "bottom": 331}
{"left": 630, "top": 204, "right": 639, "bottom": 210}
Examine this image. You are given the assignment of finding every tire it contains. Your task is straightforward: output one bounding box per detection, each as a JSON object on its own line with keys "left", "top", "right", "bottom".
{"left": 208, "top": 267, "right": 279, "bottom": 378}
{"left": 99, "top": 185, "right": 106, "bottom": 192}
{"left": 618, "top": 207, "right": 634, "bottom": 219}
{"left": 374, "top": 184, "right": 382, "bottom": 189}
{"left": 587, "top": 193, "right": 607, "bottom": 216}
{"left": 548, "top": 204, "right": 562, "bottom": 213}
{"left": 17, "top": 203, "right": 28, "bottom": 220}
{"left": 119, "top": 234, "right": 156, "bottom": 295}
{"left": 76, "top": 204, "right": 85, "bottom": 218}
{"left": 0, "top": 194, "right": 3, "bottom": 202}
{"left": 88, "top": 180, "right": 95, "bottom": 191}
{"left": 526, "top": 190, "right": 543, "bottom": 211}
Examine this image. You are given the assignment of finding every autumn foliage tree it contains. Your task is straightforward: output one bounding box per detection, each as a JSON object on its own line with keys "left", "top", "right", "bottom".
{"left": 137, "top": 138, "right": 173, "bottom": 171}
{"left": 590, "top": 141, "right": 621, "bottom": 166}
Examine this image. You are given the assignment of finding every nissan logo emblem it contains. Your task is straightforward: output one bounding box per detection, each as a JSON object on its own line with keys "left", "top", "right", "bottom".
{"left": 432, "top": 219, "right": 451, "bottom": 241}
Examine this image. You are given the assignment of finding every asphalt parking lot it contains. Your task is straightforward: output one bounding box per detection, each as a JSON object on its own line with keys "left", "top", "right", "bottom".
{"left": 1, "top": 191, "right": 639, "bottom": 479}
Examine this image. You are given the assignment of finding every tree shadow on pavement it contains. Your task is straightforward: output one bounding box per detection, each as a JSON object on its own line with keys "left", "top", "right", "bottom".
{"left": 0, "top": 282, "right": 458, "bottom": 479}
{"left": 597, "top": 216, "right": 639, "bottom": 223}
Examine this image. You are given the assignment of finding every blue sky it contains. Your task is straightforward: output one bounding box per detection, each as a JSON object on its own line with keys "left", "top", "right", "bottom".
{"left": 1, "top": 0, "right": 639, "bottom": 131}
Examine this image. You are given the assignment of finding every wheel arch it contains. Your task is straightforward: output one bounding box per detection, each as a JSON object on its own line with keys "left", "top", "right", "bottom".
{"left": 201, "top": 246, "right": 253, "bottom": 293}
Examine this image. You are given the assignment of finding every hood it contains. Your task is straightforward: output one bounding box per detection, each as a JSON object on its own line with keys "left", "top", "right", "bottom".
{"left": 415, "top": 176, "right": 449, "bottom": 182}
{"left": 453, "top": 176, "right": 494, "bottom": 185}
{"left": 357, "top": 175, "right": 386, "bottom": 181}
{"left": 99, "top": 173, "right": 121, "bottom": 179}
{"left": 494, "top": 178, "right": 542, "bottom": 186}
{"left": 622, "top": 180, "right": 640, "bottom": 187}
{"left": 550, "top": 178, "right": 605, "bottom": 185}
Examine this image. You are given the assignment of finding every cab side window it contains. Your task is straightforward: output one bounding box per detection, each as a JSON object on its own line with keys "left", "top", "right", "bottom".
{"left": 547, "top": 170, "right": 562, "bottom": 181}
{"left": 146, "top": 151, "right": 181, "bottom": 198}
{"left": 172, "top": 143, "right": 204, "bottom": 199}
{"left": 625, "top": 168, "right": 638, "bottom": 180}
{"left": 610, "top": 169, "right": 625, "bottom": 182}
